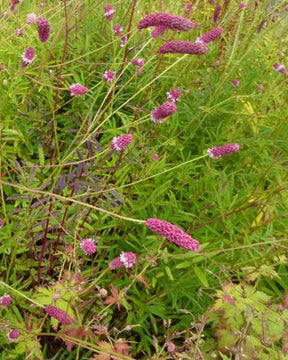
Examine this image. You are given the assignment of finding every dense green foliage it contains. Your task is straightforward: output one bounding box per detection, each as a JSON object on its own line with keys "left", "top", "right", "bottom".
{"left": 0, "top": 0, "right": 288, "bottom": 359}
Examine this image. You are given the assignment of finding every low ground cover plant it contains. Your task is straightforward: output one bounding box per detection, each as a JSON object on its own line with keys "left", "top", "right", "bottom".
{"left": 0, "top": 0, "right": 288, "bottom": 359}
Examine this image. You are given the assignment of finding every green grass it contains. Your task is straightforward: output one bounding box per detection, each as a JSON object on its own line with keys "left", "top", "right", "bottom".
{"left": 0, "top": 0, "right": 288, "bottom": 359}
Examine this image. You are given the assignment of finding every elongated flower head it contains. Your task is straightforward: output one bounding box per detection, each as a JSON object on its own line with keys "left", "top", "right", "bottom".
{"left": 80, "top": 239, "right": 96, "bottom": 255}
{"left": 258, "top": 85, "right": 264, "bottom": 91}
{"left": 21, "top": 47, "right": 36, "bottom": 67}
{"left": 120, "top": 35, "right": 128, "bottom": 47}
{"left": 239, "top": 2, "right": 245, "bottom": 9}
{"left": 131, "top": 58, "right": 144, "bottom": 67}
{"left": 15, "top": 28, "right": 23, "bottom": 35}
{"left": 273, "top": 63, "right": 286, "bottom": 74}
{"left": 0, "top": 218, "right": 3, "bottom": 229}
{"left": 158, "top": 41, "right": 208, "bottom": 55}
{"left": 166, "top": 88, "right": 181, "bottom": 102}
{"left": 232, "top": 78, "right": 239, "bottom": 87}
{"left": 109, "top": 252, "right": 137, "bottom": 270}
{"left": 138, "top": 13, "right": 193, "bottom": 31}
{"left": 104, "top": 5, "right": 115, "bottom": 20}
{"left": 7, "top": 329, "right": 19, "bottom": 342}
{"left": 102, "top": 70, "right": 115, "bottom": 82}
{"left": 151, "top": 102, "right": 177, "bottom": 123}
{"left": 146, "top": 218, "right": 200, "bottom": 251}
{"left": 207, "top": 143, "right": 240, "bottom": 158}
{"left": 113, "top": 24, "right": 123, "bottom": 36}
{"left": 37, "top": 17, "right": 50, "bottom": 42}
{"left": 45, "top": 305, "right": 73, "bottom": 325}
{"left": 198, "top": 27, "right": 223, "bottom": 44}
{"left": 213, "top": 5, "right": 222, "bottom": 24}
{"left": 152, "top": 25, "right": 168, "bottom": 37}
{"left": 27, "top": 13, "right": 36, "bottom": 24}
{"left": 69, "top": 84, "right": 88, "bottom": 96}
{"left": 0, "top": 294, "right": 11, "bottom": 306}
{"left": 110, "top": 133, "right": 132, "bottom": 151}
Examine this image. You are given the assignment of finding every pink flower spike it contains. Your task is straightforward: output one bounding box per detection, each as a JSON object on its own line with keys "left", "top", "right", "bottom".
{"left": 152, "top": 26, "right": 168, "bottom": 38}
{"left": 145, "top": 218, "right": 200, "bottom": 251}
{"left": 15, "top": 28, "right": 23, "bottom": 35}
{"left": 131, "top": 58, "right": 144, "bottom": 67}
{"left": 113, "top": 24, "right": 123, "bottom": 36}
{"left": 45, "top": 305, "right": 73, "bottom": 325}
{"left": 198, "top": 27, "right": 223, "bottom": 44}
{"left": 192, "top": 21, "right": 200, "bottom": 28}
{"left": 213, "top": 60, "right": 221, "bottom": 67}
{"left": 102, "top": 70, "right": 115, "bottom": 82}
{"left": 207, "top": 143, "right": 240, "bottom": 159}
{"left": 110, "top": 133, "right": 132, "bottom": 151}
{"left": 138, "top": 13, "right": 193, "bottom": 31}
{"left": 7, "top": 329, "right": 19, "bottom": 342}
{"left": 152, "top": 154, "right": 159, "bottom": 161}
{"left": 109, "top": 252, "right": 137, "bottom": 270}
{"left": 37, "top": 17, "right": 50, "bottom": 42}
{"left": 239, "top": 2, "right": 245, "bottom": 9}
{"left": 232, "top": 78, "right": 239, "bottom": 87}
{"left": 69, "top": 84, "right": 88, "bottom": 96}
{"left": 158, "top": 41, "right": 208, "bottom": 55}
{"left": 273, "top": 63, "right": 286, "bottom": 74}
{"left": 80, "top": 239, "right": 96, "bottom": 255}
{"left": 120, "top": 35, "right": 128, "bottom": 47}
{"left": 21, "top": 47, "right": 36, "bottom": 67}
{"left": 104, "top": 5, "right": 115, "bottom": 20}
{"left": 136, "top": 68, "right": 142, "bottom": 75}
{"left": 258, "top": 85, "right": 264, "bottom": 91}
{"left": 0, "top": 218, "right": 3, "bottom": 229}
{"left": 0, "top": 294, "right": 12, "bottom": 307}
{"left": 27, "top": 13, "right": 36, "bottom": 24}
{"left": 151, "top": 102, "right": 177, "bottom": 123}
{"left": 166, "top": 88, "right": 181, "bottom": 102}
{"left": 213, "top": 5, "right": 222, "bottom": 24}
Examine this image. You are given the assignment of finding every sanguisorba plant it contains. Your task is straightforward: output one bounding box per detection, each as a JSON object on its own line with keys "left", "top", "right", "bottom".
{"left": 0, "top": 0, "right": 288, "bottom": 358}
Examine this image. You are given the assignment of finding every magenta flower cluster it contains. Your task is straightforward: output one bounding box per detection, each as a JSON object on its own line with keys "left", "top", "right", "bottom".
{"left": 21, "top": 47, "right": 36, "bottom": 67}
{"left": 110, "top": 133, "right": 133, "bottom": 151}
{"left": 80, "top": 239, "right": 96, "bottom": 255}
{"left": 37, "top": 17, "right": 50, "bottom": 43}
{"left": 69, "top": 84, "right": 88, "bottom": 96}
{"left": 7, "top": 329, "right": 19, "bottom": 342}
{"left": 138, "top": 13, "right": 193, "bottom": 32}
{"left": 273, "top": 63, "right": 286, "bottom": 75}
{"left": 151, "top": 101, "right": 177, "bottom": 123}
{"left": 0, "top": 294, "right": 12, "bottom": 307}
{"left": 45, "top": 305, "right": 73, "bottom": 325}
{"left": 104, "top": 5, "right": 115, "bottom": 20}
{"left": 146, "top": 218, "right": 200, "bottom": 251}
{"left": 207, "top": 143, "right": 240, "bottom": 159}
{"left": 109, "top": 252, "right": 137, "bottom": 270}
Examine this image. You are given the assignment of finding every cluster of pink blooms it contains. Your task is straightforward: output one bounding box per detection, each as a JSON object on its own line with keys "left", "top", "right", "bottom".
{"left": 213, "top": 5, "right": 222, "bottom": 24}
{"left": 0, "top": 294, "right": 12, "bottom": 307}
{"left": 113, "top": 24, "right": 123, "bottom": 36}
{"left": 158, "top": 40, "right": 208, "bottom": 55}
{"left": 110, "top": 133, "right": 132, "bottom": 151}
{"left": 21, "top": 47, "right": 36, "bottom": 67}
{"left": 45, "top": 305, "right": 73, "bottom": 325}
{"left": 273, "top": 63, "right": 286, "bottom": 75}
{"left": 207, "top": 143, "right": 240, "bottom": 158}
{"left": 198, "top": 27, "right": 223, "bottom": 44}
{"left": 138, "top": 13, "right": 193, "bottom": 32}
{"left": 37, "top": 17, "right": 50, "bottom": 43}
{"left": 0, "top": 218, "right": 3, "bottom": 229}
{"left": 146, "top": 218, "right": 200, "bottom": 251}
{"left": 69, "top": 84, "right": 88, "bottom": 96}
{"left": 131, "top": 58, "right": 144, "bottom": 75}
{"left": 7, "top": 329, "right": 19, "bottom": 342}
{"left": 104, "top": 5, "right": 115, "bottom": 20}
{"left": 232, "top": 78, "right": 240, "bottom": 87}
{"left": 80, "top": 239, "right": 96, "bottom": 255}
{"left": 109, "top": 251, "right": 137, "bottom": 270}
{"left": 239, "top": 2, "right": 245, "bottom": 9}
{"left": 15, "top": 28, "right": 23, "bottom": 36}
{"left": 102, "top": 70, "right": 115, "bottom": 82}
{"left": 151, "top": 101, "right": 177, "bottom": 123}
{"left": 166, "top": 88, "right": 181, "bottom": 102}
{"left": 27, "top": 13, "right": 37, "bottom": 25}
{"left": 10, "top": 0, "right": 23, "bottom": 14}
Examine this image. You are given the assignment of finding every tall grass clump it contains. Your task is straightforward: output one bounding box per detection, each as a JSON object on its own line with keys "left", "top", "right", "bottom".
{"left": 0, "top": 0, "right": 288, "bottom": 359}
